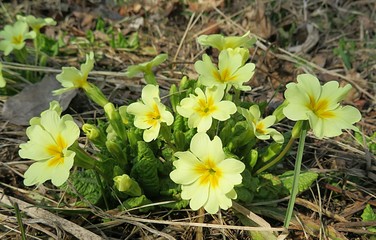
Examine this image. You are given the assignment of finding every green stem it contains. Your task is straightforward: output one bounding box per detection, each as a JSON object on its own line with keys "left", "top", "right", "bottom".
{"left": 283, "top": 121, "right": 309, "bottom": 228}
{"left": 70, "top": 142, "right": 98, "bottom": 170}
{"left": 144, "top": 71, "right": 157, "bottom": 85}
{"left": 83, "top": 83, "right": 109, "bottom": 108}
{"left": 14, "top": 203, "right": 26, "bottom": 240}
{"left": 255, "top": 121, "right": 303, "bottom": 175}
{"left": 33, "top": 32, "right": 40, "bottom": 66}
{"left": 233, "top": 89, "right": 241, "bottom": 105}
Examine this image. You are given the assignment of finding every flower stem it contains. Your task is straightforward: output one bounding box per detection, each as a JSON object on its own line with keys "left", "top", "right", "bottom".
{"left": 33, "top": 32, "right": 40, "bottom": 66}
{"left": 283, "top": 121, "right": 309, "bottom": 228}
{"left": 255, "top": 121, "right": 303, "bottom": 175}
{"left": 144, "top": 71, "right": 157, "bottom": 85}
{"left": 70, "top": 142, "right": 97, "bottom": 170}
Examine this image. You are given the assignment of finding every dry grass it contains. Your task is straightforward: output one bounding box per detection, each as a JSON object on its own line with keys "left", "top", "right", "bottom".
{"left": 0, "top": 0, "right": 375, "bottom": 239}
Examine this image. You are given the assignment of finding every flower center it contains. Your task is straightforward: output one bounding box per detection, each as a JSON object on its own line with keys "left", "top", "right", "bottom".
{"left": 255, "top": 121, "right": 266, "bottom": 134}
{"left": 194, "top": 158, "right": 222, "bottom": 188}
{"left": 146, "top": 103, "right": 161, "bottom": 126}
{"left": 46, "top": 134, "right": 67, "bottom": 167}
{"left": 195, "top": 96, "right": 217, "bottom": 117}
{"left": 11, "top": 35, "right": 23, "bottom": 45}
{"left": 307, "top": 95, "right": 335, "bottom": 119}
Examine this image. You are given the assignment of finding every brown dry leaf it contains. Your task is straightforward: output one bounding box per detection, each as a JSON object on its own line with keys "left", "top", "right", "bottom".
{"left": 201, "top": 19, "right": 220, "bottom": 35}
{"left": 187, "top": 0, "right": 224, "bottom": 12}
{"left": 288, "top": 23, "right": 319, "bottom": 54}
{"left": 93, "top": 30, "right": 110, "bottom": 41}
{"left": 344, "top": 69, "right": 368, "bottom": 106}
{"left": 2, "top": 75, "right": 76, "bottom": 125}
{"left": 244, "top": 0, "right": 274, "bottom": 39}
{"left": 311, "top": 53, "right": 327, "bottom": 68}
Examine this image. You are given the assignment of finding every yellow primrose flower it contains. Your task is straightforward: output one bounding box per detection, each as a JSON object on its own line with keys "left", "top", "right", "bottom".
{"left": 19, "top": 102, "right": 80, "bottom": 187}
{"left": 0, "top": 62, "right": 5, "bottom": 88}
{"left": 197, "top": 31, "right": 255, "bottom": 50}
{"left": 54, "top": 52, "right": 94, "bottom": 94}
{"left": 170, "top": 133, "right": 245, "bottom": 214}
{"left": 283, "top": 74, "right": 362, "bottom": 138}
{"left": 239, "top": 105, "right": 284, "bottom": 143}
{"left": 16, "top": 15, "right": 56, "bottom": 33}
{"left": 0, "top": 21, "right": 36, "bottom": 56}
{"left": 54, "top": 52, "right": 108, "bottom": 106}
{"left": 194, "top": 50, "right": 255, "bottom": 91}
{"left": 177, "top": 86, "right": 236, "bottom": 132}
{"left": 127, "top": 84, "right": 174, "bottom": 142}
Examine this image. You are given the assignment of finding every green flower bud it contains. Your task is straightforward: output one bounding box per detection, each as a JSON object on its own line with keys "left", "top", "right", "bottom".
{"left": 113, "top": 174, "right": 142, "bottom": 197}
{"left": 291, "top": 120, "right": 305, "bottom": 139}
{"left": 104, "top": 102, "right": 127, "bottom": 141}
{"left": 272, "top": 100, "right": 288, "bottom": 123}
{"left": 82, "top": 124, "right": 100, "bottom": 140}
{"left": 169, "top": 84, "right": 179, "bottom": 112}
{"left": 83, "top": 83, "right": 109, "bottom": 107}
{"left": 106, "top": 140, "right": 127, "bottom": 162}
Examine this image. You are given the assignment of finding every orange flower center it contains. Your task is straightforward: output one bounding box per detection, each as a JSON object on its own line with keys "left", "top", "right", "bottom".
{"left": 194, "top": 158, "right": 222, "bottom": 189}
{"left": 47, "top": 134, "right": 67, "bottom": 167}
{"left": 307, "top": 95, "right": 335, "bottom": 119}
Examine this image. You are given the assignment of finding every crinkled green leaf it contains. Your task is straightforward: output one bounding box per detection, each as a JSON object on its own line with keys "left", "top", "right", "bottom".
{"left": 173, "top": 130, "right": 188, "bottom": 151}
{"left": 63, "top": 169, "right": 102, "bottom": 206}
{"left": 361, "top": 204, "right": 376, "bottom": 232}
{"left": 279, "top": 171, "right": 318, "bottom": 194}
{"left": 173, "top": 114, "right": 185, "bottom": 132}
{"left": 235, "top": 186, "right": 254, "bottom": 203}
{"left": 131, "top": 141, "right": 160, "bottom": 197}
{"left": 254, "top": 173, "right": 286, "bottom": 201}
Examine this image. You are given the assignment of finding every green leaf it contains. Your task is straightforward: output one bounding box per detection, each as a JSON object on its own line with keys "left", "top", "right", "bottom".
{"left": 121, "top": 195, "right": 153, "bottom": 213}
{"left": 259, "top": 142, "right": 283, "bottom": 163}
{"left": 235, "top": 186, "right": 254, "bottom": 203}
{"left": 361, "top": 204, "right": 376, "bottom": 232}
{"left": 173, "top": 130, "right": 188, "bottom": 151}
{"left": 255, "top": 173, "right": 285, "bottom": 201}
{"left": 131, "top": 141, "right": 160, "bottom": 197}
{"left": 279, "top": 171, "right": 318, "bottom": 194}
{"left": 163, "top": 199, "right": 190, "bottom": 210}
{"left": 63, "top": 170, "right": 102, "bottom": 206}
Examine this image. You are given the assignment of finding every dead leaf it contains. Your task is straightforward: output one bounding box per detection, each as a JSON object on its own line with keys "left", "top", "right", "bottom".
{"left": 344, "top": 69, "right": 368, "bottom": 106}
{"left": 2, "top": 75, "right": 76, "bottom": 125}
{"left": 288, "top": 23, "right": 319, "bottom": 54}
{"left": 187, "top": 0, "right": 224, "bottom": 12}
{"left": 244, "top": 0, "right": 275, "bottom": 39}
{"left": 311, "top": 54, "right": 327, "bottom": 68}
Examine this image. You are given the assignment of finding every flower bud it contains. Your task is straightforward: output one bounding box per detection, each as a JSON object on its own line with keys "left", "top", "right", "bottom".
{"left": 113, "top": 174, "right": 142, "bottom": 197}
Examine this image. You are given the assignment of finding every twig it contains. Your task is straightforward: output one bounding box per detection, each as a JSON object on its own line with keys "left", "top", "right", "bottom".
{"left": 0, "top": 188, "right": 102, "bottom": 240}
